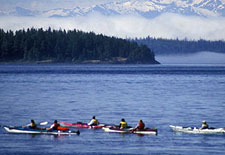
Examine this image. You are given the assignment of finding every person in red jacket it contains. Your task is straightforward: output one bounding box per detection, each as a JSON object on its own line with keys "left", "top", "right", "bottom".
{"left": 47, "top": 120, "right": 60, "bottom": 130}
{"left": 135, "top": 120, "right": 145, "bottom": 130}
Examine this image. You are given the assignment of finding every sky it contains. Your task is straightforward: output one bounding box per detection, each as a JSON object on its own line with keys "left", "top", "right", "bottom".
{"left": 0, "top": 0, "right": 225, "bottom": 41}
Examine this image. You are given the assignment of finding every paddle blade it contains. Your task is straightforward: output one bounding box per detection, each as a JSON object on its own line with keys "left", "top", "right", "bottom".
{"left": 77, "top": 130, "right": 80, "bottom": 135}
{"left": 40, "top": 121, "right": 48, "bottom": 125}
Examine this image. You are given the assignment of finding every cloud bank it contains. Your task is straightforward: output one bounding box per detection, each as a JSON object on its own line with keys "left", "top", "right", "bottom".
{"left": 0, "top": 13, "right": 225, "bottom": 40}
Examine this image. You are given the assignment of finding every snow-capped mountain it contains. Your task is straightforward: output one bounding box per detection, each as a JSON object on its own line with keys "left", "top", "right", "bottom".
{"left": 2, "top": 0, "right": 225, "bottom": 18}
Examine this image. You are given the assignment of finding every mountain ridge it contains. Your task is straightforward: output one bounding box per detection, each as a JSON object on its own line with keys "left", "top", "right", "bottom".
{"left": 1, "top": 0, "right": 225, "bottom": 18}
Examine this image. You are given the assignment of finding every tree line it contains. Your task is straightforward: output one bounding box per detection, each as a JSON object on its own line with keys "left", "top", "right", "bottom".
{"left": 0, "top": 28, "right": 158, "bottom": 64}
{"left": 135, "top": 37, "right": 225, "bottom": 55}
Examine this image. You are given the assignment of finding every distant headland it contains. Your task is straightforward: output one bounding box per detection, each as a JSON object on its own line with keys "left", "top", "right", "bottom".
{"left": 0, "top": 28, "right": 160, "bottom": 64}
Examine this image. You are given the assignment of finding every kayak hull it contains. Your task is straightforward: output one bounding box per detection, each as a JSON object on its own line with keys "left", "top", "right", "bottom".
{"left": 103, "top": 127, "right": 131, "bottom": 133}
{"left": 4, "top": 127, "right": 80, "bottom": 135}
{"left": 170, "top": 125, "right": 225, "bottom": 134}
{"left": 103, "top": 127, "right": 157, "bottom": 135}
{"left": 132, "top": 128, "right": 157, "bottom": 135}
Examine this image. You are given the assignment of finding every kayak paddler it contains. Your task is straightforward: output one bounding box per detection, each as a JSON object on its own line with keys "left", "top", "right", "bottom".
{"left": 201, "top": 120, "right": 209, "bottom": 129}
{"left": 29, "top": 120, "right": 37, "bottom": 129}
{"left": 47, "top": 120, "right": 60, "bottom": 130}
{"left": 23, "top": 120, "right": 37, "bottom": 129}
{"left": 135, "top": 120, "right": 145, "bottom": 130}
{"left": 130, "top": 120, "right": 145, "bottom": 132}
{"left": 88, "top": 116, "right": 99, "bottom": 126}
{"left": 119, "top": 118, "right": 128, "bottom": 129}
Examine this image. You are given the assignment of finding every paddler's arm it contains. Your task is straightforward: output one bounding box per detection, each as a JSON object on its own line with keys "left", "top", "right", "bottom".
{"left": 88, "top": 120, "right": 94, "bottom": 125}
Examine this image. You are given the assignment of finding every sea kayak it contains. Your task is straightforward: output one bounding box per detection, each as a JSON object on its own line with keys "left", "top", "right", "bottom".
{"left": 4, "top": 127, "right": 80, "bottom": 135}
{"left": 170, "top": 125, "right": 225, "bottom": 134}
{"left": 59, "top": 121, "right": 111, "bottom": 129}
{"left": 131, "top": 128, "right": 157, "bottom": 135}
{"left": 103, "top": 127, "right": 132, "bottom": 133}
{"left": 103, "top": 127, "right": 157, "bottom": 135}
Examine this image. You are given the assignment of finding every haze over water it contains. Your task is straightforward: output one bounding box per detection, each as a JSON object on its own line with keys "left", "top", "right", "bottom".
{"left": 156, "top": 51, "right": 225, "bottom": 64}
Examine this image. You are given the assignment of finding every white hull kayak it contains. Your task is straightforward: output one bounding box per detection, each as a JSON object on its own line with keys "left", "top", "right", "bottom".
{"left": 132, "top": 129, "right": 157, "bottom": 135}
{"left": 103, "top": 127, "right": 131, "bottom": 133}
{"left": 170, "top": 125, "right": 225, "bottom": 134}
{"left": 103, "top": 127, "right": 157, "bottom": 135}
{"left": 4, "top": 127, "right": 80, "bottom": 135}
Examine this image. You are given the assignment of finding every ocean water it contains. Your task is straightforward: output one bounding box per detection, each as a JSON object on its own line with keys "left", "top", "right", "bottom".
{"left": 0, "top": 64, "right": 225, "bottom": 155}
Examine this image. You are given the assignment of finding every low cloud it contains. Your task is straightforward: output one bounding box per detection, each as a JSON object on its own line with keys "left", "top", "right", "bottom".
{"left": 156, "top": 51, "right": 225, "bottom": 64}
{"left": 0, "top": 13, "right": 225, "bottom": 40}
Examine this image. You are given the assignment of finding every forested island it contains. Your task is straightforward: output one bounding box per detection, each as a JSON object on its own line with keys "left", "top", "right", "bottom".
{"left": 135, "top": 37, "right": 225, "bottom": 55}
{"left": 0, "top": 28, "right": 159, "bottom": 64}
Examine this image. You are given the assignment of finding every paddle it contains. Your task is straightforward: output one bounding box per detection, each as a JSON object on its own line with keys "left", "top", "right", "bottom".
{"left": 24, "top": 121, "right": 48, "bottom": 127}
{"left": 76, "top": 130, "right": 80, "bottom": 135}
{"left": 128, "top": 127, "right": 136, "bottom": 133}
{"left": 1, "top": 121, "right": 48, "bottom": 128}
{"left": 98, "top": 123, "right": 117, "bottom": 127}
{"left": 37, "top": 121, "right": 48, "bottom": 126}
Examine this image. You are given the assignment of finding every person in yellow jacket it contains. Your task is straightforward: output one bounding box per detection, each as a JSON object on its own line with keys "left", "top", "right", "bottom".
{"left": 23, "top": 120, "right": 37, "bottom": 129}
{"left": 119, "top": 118, "right": 128, "bottom": 129}
{"left": 201, "top": 120, "right": 209, "bottom": 129}
{"left": 29, "top": 120, "right": 37, "bottom": 129}
{"left": 88, "top": 116, "right": 99, "bottom": 126}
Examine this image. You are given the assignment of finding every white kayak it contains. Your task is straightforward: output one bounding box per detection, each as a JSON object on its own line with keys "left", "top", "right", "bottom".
{"left": 4, "top": 127, "right": 80, "bottom": 135}
{"left": 170, "top": 125, "right": 225, "bottom": 134}
{"left": 103, "top": 127, "right": 157, "bottom": 135}
{"left": 132, "top": 128, "right": 157, "bottom": 135}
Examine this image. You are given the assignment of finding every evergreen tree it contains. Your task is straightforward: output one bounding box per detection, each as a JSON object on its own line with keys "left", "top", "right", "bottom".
{"left": 0, "top": 28, "right": 158, "bottom": 64}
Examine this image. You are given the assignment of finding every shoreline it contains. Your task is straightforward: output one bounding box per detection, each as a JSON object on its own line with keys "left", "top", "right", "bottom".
{"left": 0, "top": 59, "right": 160, "bottom": 65}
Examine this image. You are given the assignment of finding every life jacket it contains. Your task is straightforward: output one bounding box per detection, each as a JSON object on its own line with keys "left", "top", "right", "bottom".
{"left": 52, "top": 123, "right": 60, "bottom": 130}
{"left": 57, "top": 126, "right": 69, "bottom": 131}
{"left": 92, "top": 119, "right": 99, "bottom": 125}
{"left": 138, "top": 122, "right": 145, "bottom": 130}
{"left": 120, "top": 121, "right": 127, "bottom": 129}
{"left": 30, "top": 123, "right": 37, "bottom": 129}
{"left": 202, "top": 123, "right": 209, "bottom": 129}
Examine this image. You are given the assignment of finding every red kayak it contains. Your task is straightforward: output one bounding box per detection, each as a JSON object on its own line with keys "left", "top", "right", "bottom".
{"left": 59, "top": 121, "right": 107, "bottom": 129}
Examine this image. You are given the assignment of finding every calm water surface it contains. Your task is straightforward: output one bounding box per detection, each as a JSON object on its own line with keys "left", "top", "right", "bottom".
{"left": 0, "top": 64, "right": 225, "bottom": 154}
